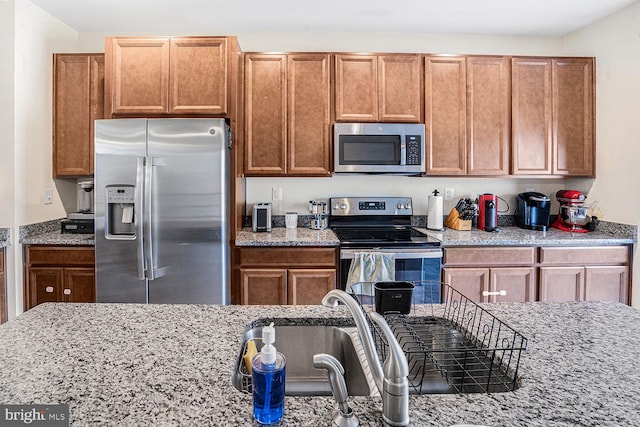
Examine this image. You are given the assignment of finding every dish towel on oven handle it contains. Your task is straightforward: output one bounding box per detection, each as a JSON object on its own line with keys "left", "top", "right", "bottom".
{"left": 346, "top": 251, "right": 396, "bottom": 296}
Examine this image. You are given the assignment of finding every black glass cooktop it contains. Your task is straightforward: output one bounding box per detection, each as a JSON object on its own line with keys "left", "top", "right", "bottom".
{"left": 332, "top": 227, "right": 441, "bottom": 248}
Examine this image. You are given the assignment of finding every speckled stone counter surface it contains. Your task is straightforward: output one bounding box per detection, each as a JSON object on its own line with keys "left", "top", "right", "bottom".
{"left": 19, "top": 219, "right": 94, "bottom": 246}
{"left": 1, "top": 301, "right": 639, "bottom": 426}
{"left": 419, "top": 220, "right": 637, "bottom": 247}
{"left": 236, "top": 227, "right": 340, "bottom": 246}
{"left": 0, "top": 228, "right": 9, "bottom": 248}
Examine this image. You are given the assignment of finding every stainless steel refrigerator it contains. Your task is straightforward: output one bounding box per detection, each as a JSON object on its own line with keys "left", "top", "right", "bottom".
{"left": 94, "top": 118, "right": 231, "bottom": 304}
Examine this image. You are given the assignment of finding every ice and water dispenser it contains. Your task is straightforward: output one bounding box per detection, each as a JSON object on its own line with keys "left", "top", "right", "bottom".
{"left": 105, "top": 185, "right": 135, "bottom": 238}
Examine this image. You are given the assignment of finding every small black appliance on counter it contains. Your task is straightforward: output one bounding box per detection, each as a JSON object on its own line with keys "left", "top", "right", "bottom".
{"left": 61, "top": 218, "right": 94, "bottom": 234}
{"left": 515, "top": 192, "right": 551, "bottom": 231}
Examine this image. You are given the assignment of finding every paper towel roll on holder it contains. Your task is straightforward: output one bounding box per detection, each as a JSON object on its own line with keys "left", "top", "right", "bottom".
{"left": 427, "top": 189, "right": 445, "bottom": 231}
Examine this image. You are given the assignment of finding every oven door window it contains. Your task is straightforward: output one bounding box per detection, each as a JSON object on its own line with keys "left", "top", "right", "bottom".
{"left": 339, "top": 135, "right": 401, "bottom": 165}
{"left": 339, "top": 256, "right": 442, "bottom": 303}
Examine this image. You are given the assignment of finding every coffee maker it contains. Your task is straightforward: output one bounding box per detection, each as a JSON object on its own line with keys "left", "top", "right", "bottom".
{"left": 551, "top": 190, "right": 598, "bottom": 233}
{"left": 477, "top": 193, "right": 499, "bottom": 232}
{"left": 515, "top": 192, "right": 551, "bottom": 231}
{"left": 61, "top": 179, "right": 95, "bottom": 234}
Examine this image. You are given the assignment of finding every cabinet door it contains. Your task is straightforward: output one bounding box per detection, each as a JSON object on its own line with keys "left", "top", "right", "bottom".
{"left": 552, "top": 58, "right": 595, "bottom": 176}
{"left": 28, "top": 268, "right": 64, "bottom": 308}
{"left": 287, "top": 269, "right": 336, "bottom": 305}
{"left": 511, "top": 58, "right": 552, "bottom": 175}
{"left": 378, "top": 55, "right": 422, "bottom": 123}
{"left": 64, "top": 268, "right": 96, "bottom": 303}
{"left": 335, "top": 54, "right": 378, "bottom": 122}
{"left": 169, "top": 37, "right": 227, "bottom": 114}
{"left": 443, "top": 267, "right": 489, "bottom": 303}
{"left": 240, "top": 268, "right": 287, "bottom": 305}
{"left": 490, "top": 267, "right": 535, "bottom": 303}
{"left": 287, "top": 54, "right": 331, "bottom": 176}
{"left": 244, "top": 54, "right": 287, "bottom": 175}
{"left": 425, "top": 56, "right": 467, "bottom": 175}
{"left": 53, "top": 54, "right": 92, "bottom": 177}
{"left": 539, "top": 266, "right": 584, "bottom": 302}
{"left": 584, "top": 266, "right": 628, "bottom": 303}
{"left": 88, "top": 55, "right": 104, "bottom": 175}
{"left": 109, "top": 37, "right": 170, "bottom": 115}
{"left": 466, "top": 56, "right": 510, "bottom": 176}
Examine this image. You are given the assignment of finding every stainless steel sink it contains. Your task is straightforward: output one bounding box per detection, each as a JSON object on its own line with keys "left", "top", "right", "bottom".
{"left": 232, "top": 324, "right": 372, "bottom": 396}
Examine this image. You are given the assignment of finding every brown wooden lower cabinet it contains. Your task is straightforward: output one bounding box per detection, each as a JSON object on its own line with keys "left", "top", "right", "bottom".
{"left": 234, "top": 246, "right": 338, "bottom": 305}
{"left": 444, "top": 245, "right": 631, "bottom": 304}
{"left": 0, "top": 248, "right": 7, "bottom": 323}
{"left": 443, "top": 247, "right": 536, "bottom": 303}
{"left": 443, "top": 266, "right": 536, "bottom": 303}
{"left": 24, "top": 245, "right": 96, "bottom": 310}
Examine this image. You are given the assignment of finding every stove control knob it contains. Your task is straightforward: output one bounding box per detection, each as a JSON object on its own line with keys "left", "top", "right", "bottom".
{"left": 397, "top": 203, "right": 403, "bottom": 210}
{"left": 405, "top": 203, "right": 411, "bottom": 210}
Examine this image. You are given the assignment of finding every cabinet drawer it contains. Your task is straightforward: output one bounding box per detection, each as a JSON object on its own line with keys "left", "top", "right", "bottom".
{"left": 540, "top": 246, "right": 629, "bottom": 265}
{"left": 25, "top": 246, "right": 95, "bottom": 266}
{"left": 444, "top": 247, "right": 535, "bottom": 266}
{"left": 236, "top": 247, "right": 338, "bottom": 268}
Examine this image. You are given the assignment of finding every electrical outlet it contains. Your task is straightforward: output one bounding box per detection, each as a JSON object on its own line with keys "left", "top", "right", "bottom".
{"left": 44, "top": 188, "right": 53, "bottom": 205}
{"left": 526, "top": 187, "right": 535, "bottom": 192}
{"left": 444, "top": 187, "right": 455, "bottom": 201}
{"left": 272, "top": 187, "right": 282, "bottom": 201}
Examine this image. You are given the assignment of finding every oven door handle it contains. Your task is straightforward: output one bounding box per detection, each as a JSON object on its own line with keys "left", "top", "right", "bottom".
{"left": 340, "top": 249, "right": 443, "bottom": 260}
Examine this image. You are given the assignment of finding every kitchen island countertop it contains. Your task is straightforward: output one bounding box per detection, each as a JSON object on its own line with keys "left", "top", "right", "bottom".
{"left": 1, "top": 301, "right": 639, "bottom": 426}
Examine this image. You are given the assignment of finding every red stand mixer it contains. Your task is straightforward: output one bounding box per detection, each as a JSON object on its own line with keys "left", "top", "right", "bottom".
{"left": 551, "top": 190, "right": 599, "bottom": 233}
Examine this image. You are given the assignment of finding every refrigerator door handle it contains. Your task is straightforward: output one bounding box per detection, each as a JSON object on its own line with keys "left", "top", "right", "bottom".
{"left": 144, "top": 156, "right": 155, "bottom": 281}
{"left": 135, "top": 156, "right": 146, "bottom": 280}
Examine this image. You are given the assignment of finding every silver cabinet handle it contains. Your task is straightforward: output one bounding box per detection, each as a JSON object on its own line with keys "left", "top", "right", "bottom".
{"left": 45, "top": 286, "right": 54, "bottom": 293}
{"left": 483, "top": 290, "right": 507, "bottom": 296}
{"left": 63, "top": 289, "right": 71, "bottom": 295}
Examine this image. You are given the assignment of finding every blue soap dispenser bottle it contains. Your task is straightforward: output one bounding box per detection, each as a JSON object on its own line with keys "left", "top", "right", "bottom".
{"left": 251, "top": 323, "right": 286, "bottom": 425}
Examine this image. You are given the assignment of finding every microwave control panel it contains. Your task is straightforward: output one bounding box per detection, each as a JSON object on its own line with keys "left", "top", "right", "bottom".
{"left": 405, "top": 135, "right": 422, "bottom": 165}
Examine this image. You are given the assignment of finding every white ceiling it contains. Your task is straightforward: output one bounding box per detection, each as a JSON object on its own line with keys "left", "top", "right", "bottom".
{"left": 29, "top": 0, "right": 638, "bottom": 37}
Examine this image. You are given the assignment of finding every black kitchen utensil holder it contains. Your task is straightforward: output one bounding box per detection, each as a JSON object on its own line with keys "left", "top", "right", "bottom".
{"left": 349, "top": 281, "right": 528, "bottom": 394}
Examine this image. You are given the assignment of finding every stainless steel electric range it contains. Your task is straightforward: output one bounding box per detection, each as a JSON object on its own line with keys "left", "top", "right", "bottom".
{"left": 329, "top": 197, "right": 443, "bottom": 303}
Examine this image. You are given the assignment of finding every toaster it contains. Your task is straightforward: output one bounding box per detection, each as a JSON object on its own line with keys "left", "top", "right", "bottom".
{"left": 515, "top": 192, "right": 551, "bottom": 231}
{"left": 252, "top": 203, "right": 272, "bottom": 232}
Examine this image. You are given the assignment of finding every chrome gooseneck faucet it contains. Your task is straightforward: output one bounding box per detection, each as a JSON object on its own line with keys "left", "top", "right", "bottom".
{"left": 322, "top": 289, "right": 409, "bottom": 427}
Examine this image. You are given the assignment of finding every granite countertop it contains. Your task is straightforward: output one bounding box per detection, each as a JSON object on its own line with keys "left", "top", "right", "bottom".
{"left": 236, "top": 227, "right": 340, "bottom": 246}
{"left": 420, "top": 223, "right": 637, "bottom": 247}
{"left": 0, "top": 227, "right": 9, "bottom": 248}
{"left": 1, "top": 301, "right": 639, "bottom": 426}
{"left": 237, "top": 223, "right": 636, "bottom": 247}
{"left": 19, "top": 219, "right": 94, "bottom": 246}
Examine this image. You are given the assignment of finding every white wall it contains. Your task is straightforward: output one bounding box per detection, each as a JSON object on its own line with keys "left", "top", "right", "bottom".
{"left": 563, "top": 2, "right": 640, "bottom": 307}
{"left": 0, "top": 0, "right": 17, "bottom": 320}
{"left": 2, "top": 0, "right": 80, "bottom": 319}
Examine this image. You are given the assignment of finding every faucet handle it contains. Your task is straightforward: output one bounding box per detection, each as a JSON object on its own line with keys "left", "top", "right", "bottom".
{"left": 313, "top": 353, "right": 359, "bottom": 427}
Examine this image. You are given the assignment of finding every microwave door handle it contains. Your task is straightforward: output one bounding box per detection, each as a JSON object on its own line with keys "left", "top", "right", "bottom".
{"left": 135, "top": 157, "right": 146, "bottom": 280}
{"left": 400, "top": 140, "right": 407, "bottom": 166}
{"left": 340, "top": 249, "right": 443, "bottom": 260}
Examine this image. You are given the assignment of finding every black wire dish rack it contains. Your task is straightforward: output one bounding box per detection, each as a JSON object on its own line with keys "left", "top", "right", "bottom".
{"left": 347, "top": 281, "right": 529, "bottom": 394}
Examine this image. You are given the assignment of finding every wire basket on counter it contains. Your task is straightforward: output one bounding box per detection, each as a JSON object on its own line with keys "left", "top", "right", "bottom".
{"left": 348, "top": 281, "right": 529, "bottom": 394}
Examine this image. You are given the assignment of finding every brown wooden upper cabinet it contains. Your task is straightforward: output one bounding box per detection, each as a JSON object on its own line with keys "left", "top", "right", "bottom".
{"left": 105, "top": 36, "right": 233, "bottom": 116}
{"left": 335, "top": 54, "right": 422, "bottom": 123}
{"left": 244, "top": 53, "right": 331, "bottom": 176}
{"left": 512, "top": 57, "right": 595, "bottom": 176}
{"left": 53, "top": 53, "right": 104, "bottom": 177}
{"left": 425, "top": 55, "right": 510, "bottom": 176}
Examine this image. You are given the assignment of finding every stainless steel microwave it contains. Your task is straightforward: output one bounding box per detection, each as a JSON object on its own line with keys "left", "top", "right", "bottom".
{"left": 333, "top": 123, "right": 426, "bottom": 174}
